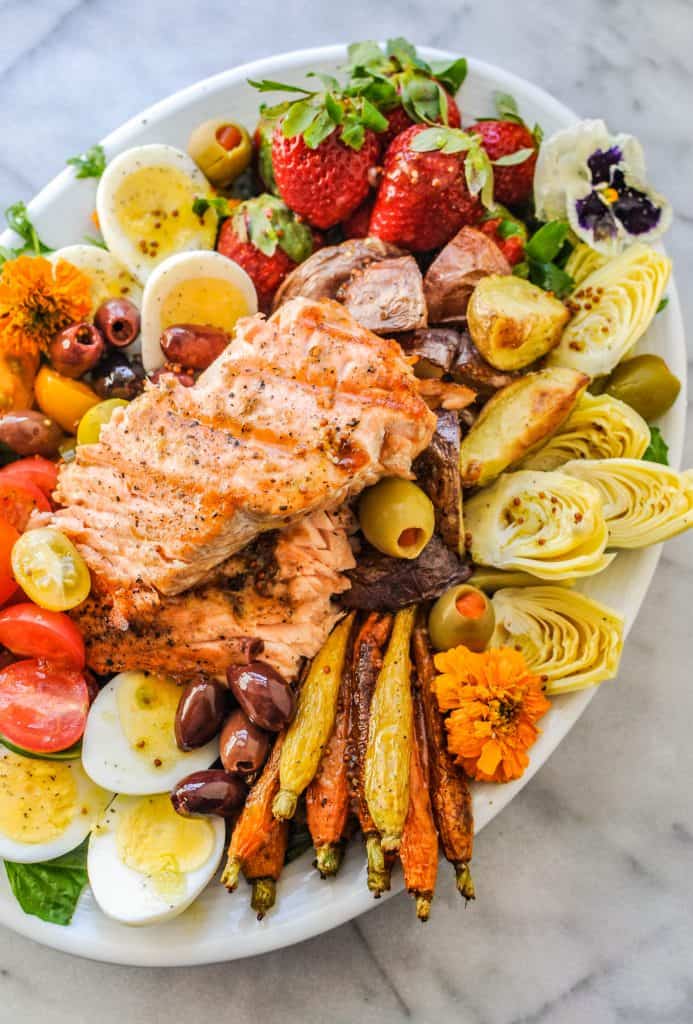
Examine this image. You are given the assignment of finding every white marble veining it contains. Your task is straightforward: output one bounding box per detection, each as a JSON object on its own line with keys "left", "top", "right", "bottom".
{"left": 0, "top": 0, "right": 692, "bottom": 1021}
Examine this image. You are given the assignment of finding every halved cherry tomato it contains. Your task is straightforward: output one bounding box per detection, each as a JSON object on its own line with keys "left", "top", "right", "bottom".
{"left": 0, "top": 479, "right": 50, "bottom": 532}
{"left": 0, "top": 604, "right": 85, "bottom": 669}
{"left": 0, "top": 659, "right": 89, "bottom": 753}
{"left": 0, "top": 519, "right": 19, "bottom": 606}
{"left": 0, "top": 457, "right": 59, "bottom": 498}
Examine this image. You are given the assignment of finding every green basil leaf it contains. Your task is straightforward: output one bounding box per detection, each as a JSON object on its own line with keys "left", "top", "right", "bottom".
{"left": 526, "top": 220, "right": 570, "bottom": 263}
{"left": 4, "top": 838, "right": 89, "bottom": 926}
{"left": 66, "top": 143, "right": 106, "bottom": 179}
{"left": 642, "top": 425, "right": 669, "bottom": 465}
{"left": 430, "top": 57, "right": 468, "bottom": 94}
{"left": 656, "top": 296, "right": 669, "bottom": 314}
{"left": 282, "top": 100, "right": 319, "bottom": 139}
{"left": 303, "top": 109, "right": 336, "bottom": 149}
{"left": 493, "top": 147, "right": 535, "bottom": 167}
{"left": 527, "top": 259, "right": 574, "bottom": 297}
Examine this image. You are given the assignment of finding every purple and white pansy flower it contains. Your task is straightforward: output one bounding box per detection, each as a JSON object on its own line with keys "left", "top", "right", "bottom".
{"left": 534, "top": 119, "right": 672, "bottom": 256}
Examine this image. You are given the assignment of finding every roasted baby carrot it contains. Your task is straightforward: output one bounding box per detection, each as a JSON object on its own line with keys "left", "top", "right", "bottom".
{"left": 243, "top": 815, "right": 289, "bottom": 920}
{"left": 347, "top": 612, "right": 394, "bottom": 895}
{"left": 306, "top": 631, "right": 354, "bottom": 877}
{"left": 221, "top": 733, "right": 284, "bottom": 892}
{"left": 274, "top": 614, "right": 354, "bottom": 821}
{"left": 364, "top": 605, "right": 416, "bottom": 853}
{"left": 400, "top": 684, "right": 439, "bottom": 921}
{"left": 412, "top": 618, "right": 475, "bottom": 900}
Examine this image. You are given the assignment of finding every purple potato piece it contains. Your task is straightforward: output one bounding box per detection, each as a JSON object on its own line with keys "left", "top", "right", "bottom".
{"left": 337, "top": 256, "right": 427, "bottom": 334}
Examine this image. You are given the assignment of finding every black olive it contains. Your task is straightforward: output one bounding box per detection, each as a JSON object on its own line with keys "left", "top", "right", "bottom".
{"left": 91, "top": 351, "right": 146, "bottom": 400}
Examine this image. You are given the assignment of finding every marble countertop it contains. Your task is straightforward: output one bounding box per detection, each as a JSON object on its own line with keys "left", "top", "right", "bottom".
{"left": 1, "top": 1, "right": 692, "bottom": 1021}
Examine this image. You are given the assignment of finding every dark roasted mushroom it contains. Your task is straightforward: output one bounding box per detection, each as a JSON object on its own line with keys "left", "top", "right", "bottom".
{"left": 341, "top": 534, "right": 472, "bottom": 611}
{"left": 414, "top": 409, "right": 463, "bottom": 552}
{"left": 337, "top": 256, "right": 427, "bottom": 333}
{"left": 400, "top": 327, "right": 461, "bottom": 379}
{"left": 272, "top": 237, "right": 402, "bottom": 309}
{"left": 451, "top": 331, "right": 519, "bottom": 399}
{"left": 423, "top": 227, "right": 511, "bottom": 324}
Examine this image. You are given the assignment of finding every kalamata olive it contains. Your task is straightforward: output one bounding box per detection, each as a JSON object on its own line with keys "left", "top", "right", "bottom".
{"left": 94, "top": 298, "right": 141, "bottom": 348}
{"left": 91, "top": 351, "right": 146, "bottom": 400}
{"left": 160, "top": 324, "right": 229, "bottom": 370}
{"left": 171, "top": 769, "right": 247, "bottom": 818}
{"left": 149, "top": 363, "right": 196, "bottom": 387}
{"left": 226, "top": 661, "right": 296, "bottom": 732}
{"left": 220, "top": 708, "right": 270, "bottom": 774}
{"left": 47, "top": 323, "right": 105, "bottom": 379}
{"left": 175, "top": 678, "right": 229, "bottom": 751}
{"left": 0, "top": 410, "right": 63, "bottom": 457}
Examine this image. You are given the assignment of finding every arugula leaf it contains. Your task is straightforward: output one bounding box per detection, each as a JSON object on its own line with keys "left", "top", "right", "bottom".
{"left": 642, "top": 425, "right": 669, "bottom": 465}
{"left": 526, "top": 260, "right": 574, "bottom": 297}
{"left": 4, "top": 202, "right": 52, "bottom": 258}
{"left": 66, "top": 143, "right": 106, "bottom": 179}
{"left": 656, "top": 297, "right": 669, "bottom": 314}
{"left": 4, "top": 839, "right": 89, "bottom": 926}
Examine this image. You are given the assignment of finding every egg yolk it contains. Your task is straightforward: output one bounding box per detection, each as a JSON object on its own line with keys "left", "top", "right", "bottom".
{"left": 90, "top": 267, "right": 140, "bottom": 308}
{"left": 116, "top": 673, "right": 181, "bottom": 771}
{"left": 0, "top": 752, "right": 77, "bottom": 844}
{"left": 116, "top": 794, "right": 214, "bottom": 897}
{"left": 159, "top": 276, "right": 250, "bottom": 335}
{"left": 112, "top": 166, "right": 215, "bottom": 263}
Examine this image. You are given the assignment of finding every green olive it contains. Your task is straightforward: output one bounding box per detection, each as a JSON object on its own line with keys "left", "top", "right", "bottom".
{"left": 605, "top": 354, "right": 681, "bottom": 421}
{"left": 358, "top": 478, "right": 435, "bottom": 559}
{"left": 188, "top": 118, "right": 252, "bottom": 189}
{"left": 428, "top": 584, "right": 496, "bottom": 652}
{"left": 76, "top": 398, "right": 128, "bottom": 446}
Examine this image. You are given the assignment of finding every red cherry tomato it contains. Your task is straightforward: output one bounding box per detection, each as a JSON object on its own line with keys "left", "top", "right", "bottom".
{"left": 0, "top": 478, "right": 51, "bottom": 532}
{"left": 0, "top": 457, "right": 59, "bottom": 499}
{"left": 0, "top": 519, "right": 19, "bottom": 606}
{"left": 0, "top": 659, "right": 89, "bottom": 753}
{"left": 0, "top": 603, "right": 85, "bottom": 669}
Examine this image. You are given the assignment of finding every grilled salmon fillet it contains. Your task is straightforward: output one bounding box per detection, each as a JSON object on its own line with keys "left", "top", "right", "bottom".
{"left": 72, "top": 509, "right": 356, "bottom": 682}
{"left": 43, "top": 298, "right": 434, "bottom": 622}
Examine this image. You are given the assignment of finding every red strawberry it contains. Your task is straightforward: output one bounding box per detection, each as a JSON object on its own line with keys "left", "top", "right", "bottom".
{"left": 472, "top": 122, "right": 538, "bottom": 206}
{"left": 342, "top": 199, "right": 374, "bottom": 239}
{"left": 368, "top": 124, "right": 483, "bottom": 251}
{"left": 381, "top": 90, "right": 461, "bottom": 149}
{"left": 216, "top": 194, "right": 315, "bottom": 311}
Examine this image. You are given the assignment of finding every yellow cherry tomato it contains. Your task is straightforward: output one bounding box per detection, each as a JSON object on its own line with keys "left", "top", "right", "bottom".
{"left": 34, "top": 366, "right": 100, "bottom": 434}
{"left": 77, "top": 398, "right": 128, "bottom": 446}
{"left": 11, "top": 527, "right": 91, "bottom": 611}
{"left": 0, "top": 350, "right": 39, "bottom": 413}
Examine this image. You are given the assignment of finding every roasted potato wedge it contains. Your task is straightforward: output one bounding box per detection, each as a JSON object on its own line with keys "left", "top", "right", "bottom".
{"left": 459, "top": 367, "right": 589, "bottom": 487}
{"left": 424, "top": 227, "right": 511, "bottom": 325}
{"left": 467, "top": 275, "right": 570, "bottom": 371}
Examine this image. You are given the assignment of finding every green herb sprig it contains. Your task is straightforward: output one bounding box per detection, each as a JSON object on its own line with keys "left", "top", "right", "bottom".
{"left": 0, "top": 202, "right": 52, "bottom": 268}
{"left": 66, "top": 144, "right": 106, "bottom": 179}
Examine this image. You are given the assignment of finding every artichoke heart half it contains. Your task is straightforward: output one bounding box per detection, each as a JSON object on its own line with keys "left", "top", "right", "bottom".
{"left": 547, "top": 243, "right": 671, "bottom": 378}
{"left": 519, "top": 393, "right": 651, "bottom": 471}
{"left": 491, "top": 585, "right": 624, "bottom": 694}
{"left": 562, "top": 458, "right": 693, "bottom": 548}
{"left": 564, "top": 243, "right": 607, "bottom": 287}
{"left": 464, "top": 470, "right": 614, "bottom": 580}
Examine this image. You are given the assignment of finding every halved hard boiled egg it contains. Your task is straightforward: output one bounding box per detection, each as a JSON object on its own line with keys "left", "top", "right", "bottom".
{"left": 88, "top": 793, "right": 225, "bottom": 925}
{"left": 140, "top": 250, "right": 257, "bottom": 372}
{"left": 48, "top": 244, "right": 142, "bottom": 315}
{"left": 96, "top": 144, "right": 217, "bottom": 284}
{"left": 81, "top": 671, "right": 219, "bottom": 795}
{"left": 0, "top": 744, "right": 112, "bottom": 863}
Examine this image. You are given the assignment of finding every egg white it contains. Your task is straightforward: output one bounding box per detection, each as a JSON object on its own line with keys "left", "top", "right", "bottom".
{"left": 81, "top": 672, "right": 219, "bottom": 795}
{"left": 96, "top": 144, "right": 217, "bottom": 284}
{"left": 87, "top": 794, "right": 225, "bottom": 926}
{"left": 140, "top": 249, "right": 257, "bottom": 372}
{"left": 48, "top": 244, "right": 143, "bottom": 315}
{"left": 0, "top": 745, "right": 113, "bottom": 864}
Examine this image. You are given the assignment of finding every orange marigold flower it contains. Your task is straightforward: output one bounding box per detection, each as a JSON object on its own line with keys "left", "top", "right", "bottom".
{"left": 433, "top": 645, "right": 551, "bottom": 784}
{"left": 0, "top": 255, "right": 92, "bottom": 359}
